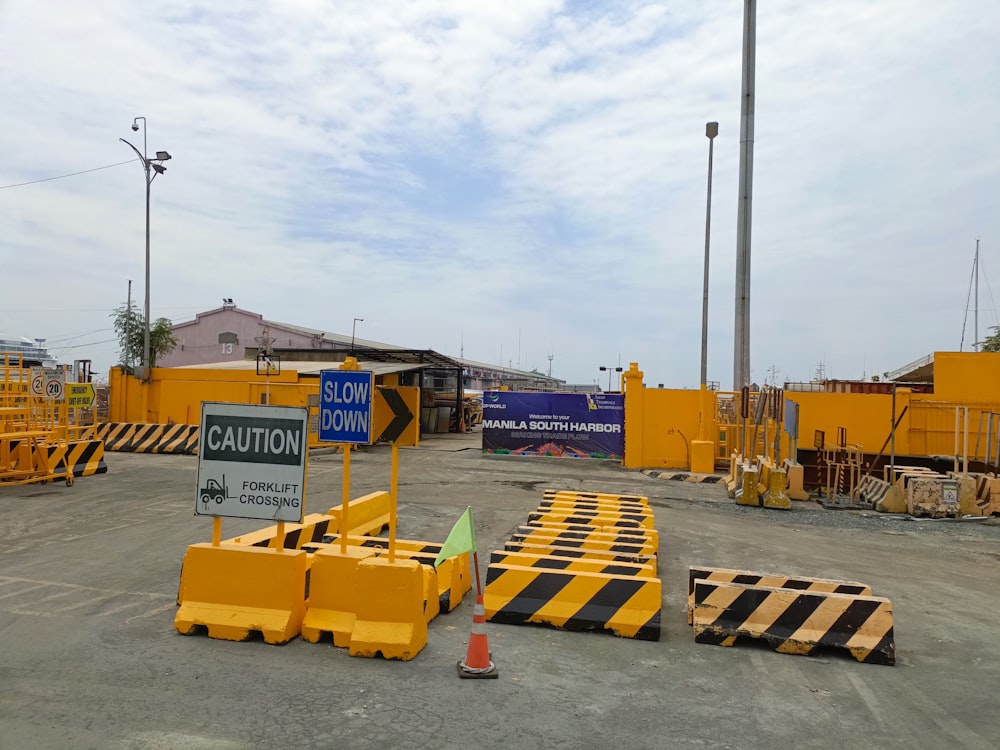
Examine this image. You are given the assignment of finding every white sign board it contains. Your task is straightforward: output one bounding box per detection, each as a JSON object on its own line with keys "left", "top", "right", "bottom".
{"left": 195, "top": 402, "right": 309, "bottom": 522}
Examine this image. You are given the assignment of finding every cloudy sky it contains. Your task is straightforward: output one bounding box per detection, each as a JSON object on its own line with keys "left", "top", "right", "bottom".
{"left": 2, "top": 1, "right": 998, "bottom": 388}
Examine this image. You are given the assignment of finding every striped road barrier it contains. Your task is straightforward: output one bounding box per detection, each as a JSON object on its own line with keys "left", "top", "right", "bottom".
{"left": 98, "top": 422, "right": 199, "bottom": 454}
{"left": 687, "top": 566, "right": 873, "bottom": 625}
{"left": 485, "top": 563, "right": 661, "bottom": 641}
{"left": 692, "top": 577, "right": 895, "bottom": 665}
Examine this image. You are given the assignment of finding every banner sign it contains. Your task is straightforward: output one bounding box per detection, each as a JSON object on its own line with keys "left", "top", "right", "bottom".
{"left": 481, "top": 391, "right": 624, "bottom": 459}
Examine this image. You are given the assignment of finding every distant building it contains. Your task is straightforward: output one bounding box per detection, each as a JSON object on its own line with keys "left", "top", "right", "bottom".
{"left": 160, "top": 303, "right": 566, "bottom": 392}
{"left": 0, "top": 335, "right": 59, "bottom": 367}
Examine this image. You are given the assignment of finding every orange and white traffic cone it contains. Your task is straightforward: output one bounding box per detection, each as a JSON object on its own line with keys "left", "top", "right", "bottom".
{"left": 457, "top": 593, "right": 498, "bottom": 679}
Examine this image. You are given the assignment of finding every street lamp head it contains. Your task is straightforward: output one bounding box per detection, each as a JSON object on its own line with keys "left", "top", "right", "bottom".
{"left": 151, "top": 163, "right": 166, "bottom": 175}
{"left": 155, "top": 150, "right": 172, "bottom": 161}
{"left": 131, "top": 123, "right": 140, "bottom": 132}
{"left": 706, "top": 121, "right": 719, "bottom": 139}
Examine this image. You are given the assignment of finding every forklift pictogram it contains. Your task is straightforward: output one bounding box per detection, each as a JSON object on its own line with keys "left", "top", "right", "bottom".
{"left": 200, "top": 475, "right": 233, "bottom": 506}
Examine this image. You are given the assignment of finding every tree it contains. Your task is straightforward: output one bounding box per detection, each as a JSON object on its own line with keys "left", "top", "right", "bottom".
{"left": 981, "top": 325, "right": 1000, "bottom": 353}
{"left": 111, "top": 303, "right": 178, "bottom": 374}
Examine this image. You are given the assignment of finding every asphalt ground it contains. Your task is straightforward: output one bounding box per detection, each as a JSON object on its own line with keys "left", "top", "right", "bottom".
{"left": 1, "top": 431, "right": 999, "bottom": 749}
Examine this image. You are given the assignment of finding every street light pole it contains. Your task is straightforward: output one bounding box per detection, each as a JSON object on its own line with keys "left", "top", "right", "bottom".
{"left": 700, "top": 122, "right": 719, "bottom": 387}
{"left": 120, "top": 117, "right": 171, "bottom": 381}
{"left": 351, "top": 318, "right": 364, "bottom": 355}
{"left": 598, "top": 365, "right": 623, "bottom": 392}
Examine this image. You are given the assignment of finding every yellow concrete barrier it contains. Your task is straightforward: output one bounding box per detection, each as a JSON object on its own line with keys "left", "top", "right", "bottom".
{"left": 491, "top": 550, "right": 657, "bottom": 578}
{"left": 301, "top": 546, "right": 377, "bottom": 646}
{"left": 98, "top": 422, "right": 199, "bottom": 454}
{"left": 349, "top": 556, "right": 428, "bottom": 660}
{"left": 175, "top": 543, "right": 307, "bottom": 644}
{"left": 509, "top": 525, "right": 658, "bottom": 555}
{"left": 527, "top": 509, "right": 654, "bottom": 529}
{"left": 318, "top": 535, "right": 470, "bottom": 613}
{"left": 503, "top": 541, "right": 657, "bottom": 574}
{"left": 326, "top": 491, "right": 390, "bottom": 536}
{"left": 735, "top": 464, "right": 759, "bottom": 506}
{"left": 686, "top": 566, "right": 872, "bottom": 625}
{"left": 484, "top": 563, "right": 661, "bottom": 640}
{"left": 692, "top": 578, "right": 895, "bottom": 665}
{"left": 762, "top": 467, "right": 791, "bottom": 510}
{"left": 543, "top": 489, "right": 649, "bottom": 505}
{"left": 782, "top": 459, "right": 810, "bottom": 501}
{"left": 538, "top": 497, "right": 652, "bottom": 516}
{"left": 224, "top": 492, "right": 391, "bottom": 550}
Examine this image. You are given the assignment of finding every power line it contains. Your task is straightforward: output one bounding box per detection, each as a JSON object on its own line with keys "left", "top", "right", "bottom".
{"left": 0, "top": 160, "right": 136, "bottom": 190}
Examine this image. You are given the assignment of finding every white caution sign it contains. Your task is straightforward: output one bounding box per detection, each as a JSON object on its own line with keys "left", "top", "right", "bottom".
{"left": 195, "top": 402, "right": 309, "bottom": 522}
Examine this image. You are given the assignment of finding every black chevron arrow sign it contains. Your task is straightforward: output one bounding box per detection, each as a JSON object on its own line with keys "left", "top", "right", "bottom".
{"left": 375, "top": 387, "right": 415, "bottom": 444}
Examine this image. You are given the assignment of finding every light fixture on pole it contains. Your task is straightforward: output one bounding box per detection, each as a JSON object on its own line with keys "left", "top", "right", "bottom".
{"left": 598, "top": 365, "right": 623, "bottom": 392}
{"left": 700, "top": 121, "right": 719, "bottom": 387}
{"left": 120, "top": 116, "right": 172, "bottom": 381}
{"left": 351, "top": 318, "right": 364, "bottom": 355}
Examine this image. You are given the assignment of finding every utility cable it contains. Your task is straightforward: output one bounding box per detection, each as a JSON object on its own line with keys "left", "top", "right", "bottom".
{"left": 0, "top": 160, "right": 135, "bottom": 190}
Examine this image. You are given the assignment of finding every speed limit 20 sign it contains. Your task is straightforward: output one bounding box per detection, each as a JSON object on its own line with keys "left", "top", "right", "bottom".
{"left": 31, "top": 367, "right": 65, "bottom": 400}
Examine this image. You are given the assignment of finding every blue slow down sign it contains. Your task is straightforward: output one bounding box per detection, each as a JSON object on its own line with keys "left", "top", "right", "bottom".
{"left": 319, "top": 370, "right": 374, "bottom": 444}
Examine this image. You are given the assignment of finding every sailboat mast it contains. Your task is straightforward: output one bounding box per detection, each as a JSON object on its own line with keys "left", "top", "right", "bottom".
{"left": 974, "top": 238, "right": 980, "bottom": 351}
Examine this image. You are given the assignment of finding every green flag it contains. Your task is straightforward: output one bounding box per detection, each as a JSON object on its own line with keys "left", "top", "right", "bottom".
{"left": 434, "top": 506, "right": 476, "bottom": 568}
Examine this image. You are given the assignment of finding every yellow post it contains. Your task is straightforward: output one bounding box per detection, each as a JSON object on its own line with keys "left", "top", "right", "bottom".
{"left": 622, "top": 363, "right": 644, "bottom": 469}
{"left": 274, "top": 522, "right": 286, "bottom": 552}
{"left": 212, "top": 517, "right": 222, "bottom": 546}
{"left": 341, "top": 444, "right": 351, "bottom": 554}
{"left": 690, "top": 384, "right": 716, "bottom": 474}
{"left": 390, "top": 443, "right": 399, "bottom": 563}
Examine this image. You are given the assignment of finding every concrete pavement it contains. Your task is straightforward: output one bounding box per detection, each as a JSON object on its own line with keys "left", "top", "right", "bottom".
{"left": 1, "top": 432, "right": 998, "bottom": 749}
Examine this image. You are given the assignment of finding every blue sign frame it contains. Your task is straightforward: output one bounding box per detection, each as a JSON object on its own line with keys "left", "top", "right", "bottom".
{"left": 319, "top": 370, "right": 374, "bottom": 444}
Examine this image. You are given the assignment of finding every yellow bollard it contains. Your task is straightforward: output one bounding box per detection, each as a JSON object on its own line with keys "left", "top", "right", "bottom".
{"left": 763, "top": 467, "right": 791, "bottom": 510}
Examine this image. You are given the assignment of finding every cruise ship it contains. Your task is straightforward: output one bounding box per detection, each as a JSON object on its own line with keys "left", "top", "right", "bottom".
{"left": 0, "top": 335, "right": 59, "bottom": 367}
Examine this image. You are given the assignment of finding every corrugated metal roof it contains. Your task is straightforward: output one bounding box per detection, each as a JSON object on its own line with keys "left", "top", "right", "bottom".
{"left": 886, "top": 353, "right": 934, "bottom": 383}
{"left": 175, "top": 359, "right": 426, "bottom": 377}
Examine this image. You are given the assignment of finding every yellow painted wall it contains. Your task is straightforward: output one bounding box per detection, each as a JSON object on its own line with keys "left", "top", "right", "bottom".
{"left": 109, "top": 367, "right": 308, "bottom": 424}
{"left": 786, "top": 392, "right": 903, "bottom": 454}
{"left": 623, "top": 364, "right": 706, "bottom": 469}
{"left": 623, "top": 352, "right": 1000, "bottom": 471}
{"left": 931, "top": 352, "right": 1000, "bottom": 402}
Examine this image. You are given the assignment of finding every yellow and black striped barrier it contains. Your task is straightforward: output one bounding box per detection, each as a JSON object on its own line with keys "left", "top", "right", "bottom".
{"left": 484, "top": 562, "right": 662, "bottom": 640}
{"left": 527, "top": 509, "right": 654, "bottom": 530}
{"left": 484, "top": 488, "right": 662, "bottom": 640}
{"left": 543, "top": 489, "right": 649, "bottom": 504}
{"left": 491, "top": 549, "right": 656, "bottom": 577}
{"left": 686, "top": 566, "right": 872, "bottom": 625}
{"left": 3, "top": 438, "right": 107, "bottom": 483}
{"left": 690, "top": 571, "right": 895, "bottom": 665}
{"left": 98, "top": 422, "right": 200, "bottom": 454}
{"left": 54, "top": 439, "right": 107, "bottom": 478}
{"left": 538, "top": 497, "right": 652, "bottom": 517}
{"left": 523, "top": 518, "right": 654, "bottom": 541}
{"left": 509, "top": 528, "right": 658, "bottom": 556}
{"left": 504, "top": 541, "right": 657, "bottom": 573}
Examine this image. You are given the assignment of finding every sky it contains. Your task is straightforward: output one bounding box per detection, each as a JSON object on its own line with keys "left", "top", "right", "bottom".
{"left": 2, "top": 1, "right": 999, "bottom": 389}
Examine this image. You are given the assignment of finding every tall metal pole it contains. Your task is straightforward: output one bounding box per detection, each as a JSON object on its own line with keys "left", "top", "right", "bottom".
{"left": 974, "top": 238, "right": 980, "bottom": 351}
{"left": 701, "top": 122, "right": 719, "bottom": 386}
{"left": 122, "top": 117, "right": 171, "bottom": 381}
{"left": 126, "top": 279, "right": 132, "bottom": 370}
{"left": 144, "top": 164, "right": 151, "bottom": 379}
{"left": 733, "top": 0, "right": 756, "bottom": 389}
